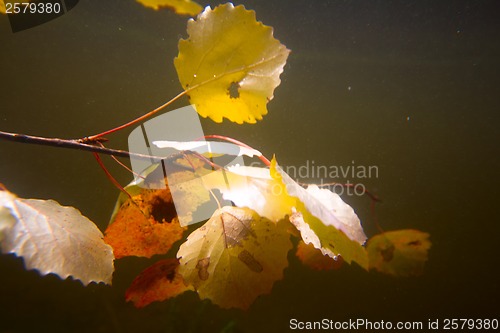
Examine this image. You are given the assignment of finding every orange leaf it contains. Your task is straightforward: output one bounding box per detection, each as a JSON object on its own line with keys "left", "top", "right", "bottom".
{"left": 296, "top": 241, "right": 343, "bottom": 271}
{"left": 104, "top": 186, "right": 186, "bottom": 259}
{"left": 125, "top": 259, "right": 193, "bottom": 308}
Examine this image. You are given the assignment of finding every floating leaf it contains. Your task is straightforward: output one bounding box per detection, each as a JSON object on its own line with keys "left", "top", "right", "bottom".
{"left": 270, "top": 158, "right": 369, "bottom": 269}
{"left": 367, "top": 229, "right": 431, "bottom": 277}
{"left": 136, "top": 0, "right": 202, "bottom": 16}
{"left": 0, "top": 189, "right": 114, "bottom": 285}
{"left": 175, "top": 3, "right": 290, "bottom": 124}
{"left": 125, "top": 258, "right": 193, "bottom": 308}
{"left": 104, "top": 186, "right": 186, "bottom": 259}
{"left": 177, "top": 206, "right": 292, "bottom": 309}
{"left": 296, "top": 241, "right": 344, "bottom": 271}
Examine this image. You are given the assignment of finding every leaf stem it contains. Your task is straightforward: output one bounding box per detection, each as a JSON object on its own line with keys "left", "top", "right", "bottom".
{"left": 92, "top": 152, "right": 132, "bottom": 200}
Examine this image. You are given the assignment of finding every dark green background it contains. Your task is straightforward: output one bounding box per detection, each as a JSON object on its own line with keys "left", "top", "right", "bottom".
{"left": 1, "top": 1, "right": 499, "bottom": 332}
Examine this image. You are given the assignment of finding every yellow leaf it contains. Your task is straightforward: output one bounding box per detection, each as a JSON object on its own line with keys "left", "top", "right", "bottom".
{"left": 366, "top": 229, "right": 431, "bottom": 277}
{"left": 0, "top": 1, "right": 6, "bottom": 15}
{"left": 177, "top": 206, "right": 292, "bottom": 309}
{"left": 175, "top": 3, "right": 290, "bottom": 124}
{"left": 135, "top": 0, "right": 202, "bottom": 16}
{"left": 269, "top": 157, "right": 369, "bottom": 270}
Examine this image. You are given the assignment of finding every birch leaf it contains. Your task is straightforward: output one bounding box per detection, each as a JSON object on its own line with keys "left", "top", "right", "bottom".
{"left": 104, "top": 185, "right": 186, "bottom": 259}
{"left": 366, "top": 230, "right": 431, "bottom": 277}
{"left": 270, "top": 158, "right": 369, "bottom": 270}
{"left": 0, "top": 189, "right": 114, "bottom": 285}
{"left": 125, "top": 258, "right": 193, "bottom": 308}
{"left": 175, "top": 3, "right": 290, "bottom": 124}
{"left": 201, "top": 165, "right": 294, "bottom": 223}
{"left": 177, "top": 206, "right": 292, "bottom": 309}
{"left": 136, "top": 0, "right": 202, "bottom": 16}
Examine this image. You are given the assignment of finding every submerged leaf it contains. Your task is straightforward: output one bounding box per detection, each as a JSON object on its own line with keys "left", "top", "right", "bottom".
{"left": 366, "top": 229, "right": 431, "bottom": 277}
{"left": 104, "top": 186, "right": 186, "bottom": 259}
{"left": 175, "top": 3, "right": 290, "bottom": 124}
{"left": 0, "top": 189, "right": 114, "bottom": 285}
{"left": 126, "top": 258, "right": 193, "bottom": 308}
{"left": 136, "top": 0, "right": 202, "bottom": 16}
{"left": 177, "top": 206, "right": 292, "bottom": 309}
{"left": 296, "top": 241, "right": 344, "bottom": 271}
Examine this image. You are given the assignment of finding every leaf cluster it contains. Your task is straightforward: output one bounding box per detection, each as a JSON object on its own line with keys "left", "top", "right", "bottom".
{"left": 0, "top": 3, "right": 431, "bottom": 311}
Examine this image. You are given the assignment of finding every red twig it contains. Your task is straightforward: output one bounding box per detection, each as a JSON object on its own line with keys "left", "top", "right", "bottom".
{"left": 86, "top": 90, "right": 188, "bottom": 141}
{"left": 92, "top": 152, "right": 132, "bottom": 200}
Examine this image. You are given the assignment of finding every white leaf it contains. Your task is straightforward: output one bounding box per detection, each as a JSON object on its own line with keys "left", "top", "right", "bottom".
{"left": 0, "top": 190, "right": 114, "bottom": 285}
{"left": 305, "top": 185, "right": 367, "bottom": 244}
{"left": 152, "top": 140, "right": 262, "bottom": 157}
{"left": 275, "top": 166, "right": 367, "bottom": 244}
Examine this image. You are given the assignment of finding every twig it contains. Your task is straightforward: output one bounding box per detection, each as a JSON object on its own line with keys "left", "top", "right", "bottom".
{"left": 93, "top": 152, "right": 132, "bottom": 200}
{"left": 86, "top": 90, "right": 188, "bottom": 140}
{"left": 0, "top": 130, "right": 164, "bottom": 162}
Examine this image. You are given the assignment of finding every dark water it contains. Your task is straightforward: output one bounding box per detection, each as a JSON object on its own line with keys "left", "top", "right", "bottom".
{"left": 1, "top": 1, "right": 499, "bottom": 332}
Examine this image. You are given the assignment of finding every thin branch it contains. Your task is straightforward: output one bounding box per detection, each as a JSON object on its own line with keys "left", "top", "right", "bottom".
{"left": 93, "top": 152, "right": 132, "bottom": 200}
{"left": 86, "top": 90, "right": 188, "bottom": 141}
{"left": 0, "top": 130, "right": 164, "bottom": 162}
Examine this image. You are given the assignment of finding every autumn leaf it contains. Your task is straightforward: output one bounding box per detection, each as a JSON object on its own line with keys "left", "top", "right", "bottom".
{"left": 104, "top": 185, "right": 186, "bottom": 259}
{"left": 201, "top": 165, "right": 295, "bottom": 223}
{"left": 366, "top": 229, "right": 431, "bottom": 277}
{"left": 135, "top": 0, "right": 202, "bottom": 16}
{"left": 270, "top": 157, "right": 369, "bottom": 269}
{"left": 296, "top": 241, "right": 344, "bottom": 271}
{"left": 177, "top": 206, "right": 292, "bottom": 309}
{"left": 0, "top": 188, "right": 114, "bottom": 285}
{"left": 104, "top": 156, "right": 226, "bottom": 258}
{"left": 175, "top": 3, "right": 290, "bottom": 124}
{"left": 125, "top": 258, "right": 193, "bottom": 308}
{"left": 0, "top": 1, "right": 6, "bottom": 14}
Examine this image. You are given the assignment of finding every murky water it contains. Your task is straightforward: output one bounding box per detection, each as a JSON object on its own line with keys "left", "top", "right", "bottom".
{"left": 1, "top": 1, "right": 499, "bottom": 332}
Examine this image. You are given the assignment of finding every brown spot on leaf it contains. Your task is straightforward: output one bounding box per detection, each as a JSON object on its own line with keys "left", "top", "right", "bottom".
{"left": 381, "top": 244, "right": 395, "bottom": 262}
{"left": 150, "top": 195, "right": 177, "bottom": 223}
{"left": 196, "top": 257, "right": 210, "bottom": 280}
{"left": 221, "top": 211, "right": 255, "bottom": 248}
{"left": 228, "top": 81, "right": 240, "bottom": 99}
{"left": 238, "top": 250, "right": 263, "bottom": 273}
